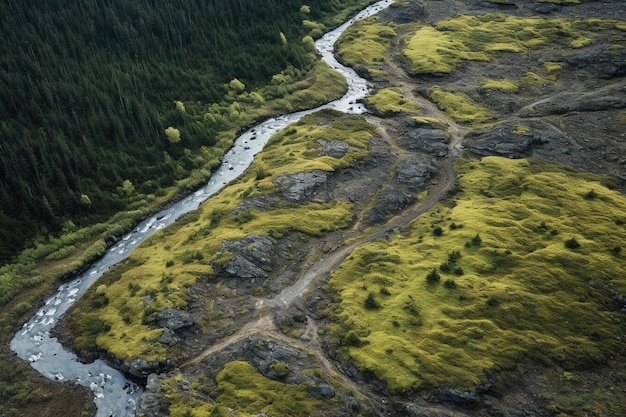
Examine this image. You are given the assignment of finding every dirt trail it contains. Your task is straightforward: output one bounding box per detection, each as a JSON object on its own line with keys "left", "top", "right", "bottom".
{"left": 178, "top": 19, "right": 465, "bottom": 397}
{"left": 181, "top": 114, "right": 457, "bottom": 413}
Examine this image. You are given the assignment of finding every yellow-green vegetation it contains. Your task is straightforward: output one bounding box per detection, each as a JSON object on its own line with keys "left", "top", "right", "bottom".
{"left": 513, "top": 124, "right": 531, "bottom": 134}
{"left": 479, "top": 78, "right": 519, "bottom": 93}
{"left": 404, "top": 25, "right": 490, "bottom": 74}
{"left": 429, "top": 87, "right": 492, "bottom": 125}
{"left": 213, "top": 362, "right": 338, "bottom": 417}
{"left": 571, "top": 36, "right": 593, "bottom": 48}
{"left": 324, "top": 157, "right": 626, "bottom": 393}
{"left": 263, "top": 61, "right": 348, "bottom": 113}
{"left": 409, "top": 116, "right": 446, "bottom": 129}
{"left": 403, "top": 14, "right": 625, "bottom": 74}
{"left": 366, "top": 88, "right": 422, "bottom": 115}
{"left": 336, "top": 17, "right": 397, "bottom": 66}
{"left": 69, "top": 111, "right": 376, "bottom": 361}
{"left": 160, "top": 362, "right": 339, "bottom": 417}
{"left": 544, "top": 62, "right": 563, "bottom": 73}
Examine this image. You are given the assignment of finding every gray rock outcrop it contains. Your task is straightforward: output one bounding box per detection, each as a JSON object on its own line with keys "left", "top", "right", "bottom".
{"left": 404, "top": 128, "right": 450, "bottom": 157}
{"left": 395, "top": 155, "right": 436, "bottom": 186}
{"left": 274, "top": 170, "right": 328, "bottom": 202}
{"left": 565, "top": 44, "right": 626, "bottom": 79}
{"left": 138, "top": 374, "right": 169, "bottom": 417}
{"left": 223, "top": 235, "right": 274, "bottom": 280}
{"left": 156, "top": 308, "right": 194, "bottom": 331}
{"left": 318, "top": 139, "right": 350, "bottom": 159}
{"left": 464, "top": 122, "right": 535, "bottom": 159}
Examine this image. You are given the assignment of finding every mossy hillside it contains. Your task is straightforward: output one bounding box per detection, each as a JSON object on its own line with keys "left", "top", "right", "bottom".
{"left": 403, "top": 14, "right": 626, "bottom": 74}
{"left": 252, "top": 110, "right": 376, "bottom": 194}
{"left": 366, "top": 88, "right": 422, "bottom": 115}
{"left": 324, "top": 156, "right": 626, "bottom": 394}
{"left": 160, "top": 361, "right": 340, "bottom": 417}
{"left": 68, "top": 112, "right": 376, "bottom": 362}
{"left": 213, "top": 361, "right": 340, "bottom": 417}
{"left": 335, "top": 17, "right": 397, "bottom": 66}
{"left": 262, "top": 61, "right": 348, "bottom": 113}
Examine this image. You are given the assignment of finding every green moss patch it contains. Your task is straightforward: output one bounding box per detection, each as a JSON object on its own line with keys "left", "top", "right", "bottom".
{"left": 403, "top": 14, "right": 624, "bottom": 74}
{"left": 429, "top": 87, "right": 492, "bottom": 125}
{"left": 213, "top": 361, "right": 338, "bottom": 416}
{"left": 367, "top": 88, "right": 422, "bottom": 115}
{"left": 325, "top": 157, "right": 626, "bottom": 393}
{"left": 336, "top": 17, "right": 397, "bottom": 66}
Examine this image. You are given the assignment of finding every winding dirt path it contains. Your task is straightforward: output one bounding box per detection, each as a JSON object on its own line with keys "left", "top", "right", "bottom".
{"left": 180, "top": 117, "right": 457, "bottom": 413}
{"left": 179, "top": 17, "right": 464, "bottom": 408}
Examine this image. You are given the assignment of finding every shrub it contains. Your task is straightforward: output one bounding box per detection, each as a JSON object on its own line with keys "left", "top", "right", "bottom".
{"left": 454, "top": 267, "right": 464, "bottom": 276}
{"left": 471, "top": 234, "right": 482, "bottom": 246}
{"left": 583, "top": 189, "right": 597, "bottom": 200}
{"left": 269, "top": 360, "right": 291, "bottom": 379}
{"left": 426, "top": 268, "right": 441, "bottom": 283}
{"left": 564, "top": 237, "right": 581, "bottom": 249}
{"left": 344, "top": 330, "right": 362, "bottom": 346}
{"left": 486, "top": 296, "right": 500, "bottom": 307}
{"left": 447, "top": 250, "right": 462, "bottom": 263}
{"left": 127, "top": 282, "right": 141, "bottom": 297}
{"left": 364, "top": 292, "right": 380, "bottom": 309}
{"left": 255, "top": 167, "right": 270, "bottom": 180}
{"left": 444, "top": 279, "right": 457, "bottom": 289}
{"left": 433, "top": 226, "right": 444, "bottom": 236}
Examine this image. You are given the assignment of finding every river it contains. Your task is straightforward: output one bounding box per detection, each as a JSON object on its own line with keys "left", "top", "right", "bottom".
{"left": 10, "top": 1, "right": 393, "bottom": 416}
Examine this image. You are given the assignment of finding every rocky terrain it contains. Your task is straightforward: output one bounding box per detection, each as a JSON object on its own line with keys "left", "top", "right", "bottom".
{"left": 56, "top": 1, "right": 626, "bottom": 416}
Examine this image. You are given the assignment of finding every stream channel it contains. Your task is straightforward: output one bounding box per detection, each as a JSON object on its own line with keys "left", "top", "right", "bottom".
{"left": 10, "top": 1, "right": 393, "bottom": 415}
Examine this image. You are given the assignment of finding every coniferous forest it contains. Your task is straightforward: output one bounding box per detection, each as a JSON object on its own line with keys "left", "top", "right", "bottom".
{"left": 0, "top": 0, "right": 370, "bottom": 263}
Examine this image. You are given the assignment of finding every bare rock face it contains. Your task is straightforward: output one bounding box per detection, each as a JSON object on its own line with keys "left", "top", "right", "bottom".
{"left": 121, "top": 357, "right": 173, "bottom": 379}
{"left": 464, "top": 122, "right": 536, "bottom": 159}
{"left": 438, "top": 388, "right": 477, "bottom": 404}
{"left": 318, "top": 139, "right": 350, "bottom": 158}
{"left": 157, "top": 328, "right": 181, "bottom": 347}
{"left": 138, "top": 374, "right": 169, "bottom": 417}
{"left": 395, "top": 155, "right": 436, "bottom": 187}
{"left": 223, "top": 235, "right": 274, "bottom": 280}
{"left": 274, "top": 170, "right": 329, "bottom": 202}
{"left": 156, "top": 308, "right": 194, "bottom": 331}
{"left": 565, "top": 43, "right": 626, "bottom": 79}
{"left": 518, "top": 89, "right": 626, "bottom": 117}
{"left": 365, "top": 155, "right": 436, "bottom": 225}
{"left": 404, "top": 128, "right": 450, "bottom": 157}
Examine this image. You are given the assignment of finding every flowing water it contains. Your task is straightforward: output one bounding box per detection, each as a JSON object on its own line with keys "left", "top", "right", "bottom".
{"left": 10, "top": 1, "right": 393, "bottom": 415}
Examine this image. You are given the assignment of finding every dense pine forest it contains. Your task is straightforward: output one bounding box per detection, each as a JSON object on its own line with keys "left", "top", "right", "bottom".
{"left": 0, "top": 0, "right": 370, "bottom": 263}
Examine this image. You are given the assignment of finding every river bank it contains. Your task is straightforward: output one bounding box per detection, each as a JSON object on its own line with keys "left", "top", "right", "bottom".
{"left": 15, "top": 0, "right": 626, "bottom": 416}
{"left": 11, "top": 2, "right": 395, "bottom": 416}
